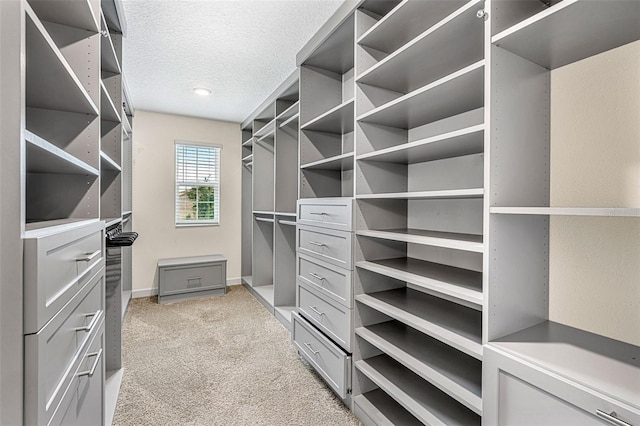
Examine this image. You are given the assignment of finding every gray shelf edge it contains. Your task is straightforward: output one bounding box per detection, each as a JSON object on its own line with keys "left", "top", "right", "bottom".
{"left": 241, "top": 69, "right": 300, "bottom": 129}
{"left": 25, "top": 130, "right": 99, "bottom": 176}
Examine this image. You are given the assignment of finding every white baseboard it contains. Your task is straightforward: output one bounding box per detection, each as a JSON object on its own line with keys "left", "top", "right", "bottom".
{"left": 132, "top": 277, "right": 243, "bottom": 299}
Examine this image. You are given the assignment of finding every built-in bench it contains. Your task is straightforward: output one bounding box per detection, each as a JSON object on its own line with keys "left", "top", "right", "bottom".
{"left": 157, "top": 255, "right": 227, "bottom": 304}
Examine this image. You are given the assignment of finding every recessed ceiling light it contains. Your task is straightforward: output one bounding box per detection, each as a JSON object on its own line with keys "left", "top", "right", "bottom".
{"left": 193, "top": 87, "right": 212, "bottom": 96}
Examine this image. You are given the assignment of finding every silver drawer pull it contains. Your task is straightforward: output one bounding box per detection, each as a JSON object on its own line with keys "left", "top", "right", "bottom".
{"left": 304, "top": 342, "right": 319, "bottom": 355}
{"left": 308, "top": 241, "right": 326, "bottom": 247}
{"left": 308, "top": 272, "right": 325, "bottom": 281}
{"left": 309, "top": 306, "right": 325, "bottom": 316}
{"left": 75, "top": 310, "right": 101, "bottom": 332}
{"left": 77, "top": 349, "right": 103, "bottom": 377}
{"left": 76, "top": 250, "right": 101, "bottom": 262}
{"left": 597, "top": 410, "right": 633, "bottom": 426}
{"left": 309, "top": 212, "right": 327, "bottom": 216}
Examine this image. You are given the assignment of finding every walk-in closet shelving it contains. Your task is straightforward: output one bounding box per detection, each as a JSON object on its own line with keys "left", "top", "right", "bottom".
{"left": 484, "top": 1, "right": 640, "bottom": 423}
{"left": 299, "top": 13, "right": 355, "bottom": 199}
{"left": 241, "top": 72, "right": 300, "bottom": 328}
{"left": 352, "top": 0, "right": 486, "bottom": 423}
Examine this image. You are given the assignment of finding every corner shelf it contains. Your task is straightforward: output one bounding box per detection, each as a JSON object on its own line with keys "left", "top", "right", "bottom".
{"left": 357, "top": 61, "right": 484, "bottom": 129}
{"left": 356, "top": 258, "right": 483, "bottom": 308}
{"left": 26, "top": 5, "right": 99, "bottom": 115}
{"left": 356, "top": 229, "right": 483, "bottom": 253}
{"left": 26, "top": 130, "right": 99, "bottom": 176}
{"left": 301, "top": 99, "right": 354, "bottom": 134}
{"left": 492, "top": 0, "right": 640, "bottom": 70}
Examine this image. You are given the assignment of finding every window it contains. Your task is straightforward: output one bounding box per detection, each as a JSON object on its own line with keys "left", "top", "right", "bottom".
{"left": 175, "top": 142, "right": 221, "bottom": 226}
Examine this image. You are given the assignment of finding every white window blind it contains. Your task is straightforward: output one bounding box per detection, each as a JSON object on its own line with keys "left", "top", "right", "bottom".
{"left": 175, "top": 142, "right": 221, "bottom": 225}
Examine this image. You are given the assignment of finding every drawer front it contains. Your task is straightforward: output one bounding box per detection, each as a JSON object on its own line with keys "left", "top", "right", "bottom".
{"left": 298, "top": 198, "right": 353, "bottom": 231}
{"left": 484, "top": 346, "right": 640, "bottom": 426}
{"left": 24, "top": 268, "right": 105, "bottom": 426}
{"left": 292, "top": 312, "right": 351, "bottom": 399}
{"left": 49, "top": 319, "right": 104, "bottom": 426}
{"left": 159, "top": 262, "right": 226, "bottom": 296}
{"left": 297, "top": 280, "right": 352, "bottom": 352}
{"left": 24, "top": 220, "right": 104, "bottom": 334}
{"left": 297, "top": 253, "right": 352, "bottom": 308}
{"left": 297, "top": 224, "right": 352, "bottom": 270}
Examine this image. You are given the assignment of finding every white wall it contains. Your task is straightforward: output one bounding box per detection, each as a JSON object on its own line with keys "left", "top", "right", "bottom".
{"left": 131, "top": 111, "right": 242, "bottom": 295}
{"left": 549, "top": 41, "right": 640, "bottom": 346}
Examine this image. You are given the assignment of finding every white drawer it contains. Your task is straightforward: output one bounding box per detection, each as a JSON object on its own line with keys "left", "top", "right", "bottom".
{"left": 297, "top": 224, "right": 353, "bottom": 270}
{"left": 297, "top": 253, "right": 352, "bottom": 308}
{"left": 24, "top": 220, "right": 105, "bottom": 334}
{"left": 49, "top": 318, "right": 104, "bottom": 426}
{"left": 298, "top": 198, "right": 353, "bottom": 232}
{"left": 484, "top": 346, "right": 640, "bottom": 426}
{"left": 298, "top": 280, "right": 352, "bottom": 352}
{"left": 292, "top": 312, "right": 351, "bottom": 399}
{"left": 24, "top": 267, "right": 105, "bottom": 426}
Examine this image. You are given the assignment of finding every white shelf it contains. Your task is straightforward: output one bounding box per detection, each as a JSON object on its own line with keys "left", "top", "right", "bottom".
{"left": 254, "top": 119, "right": 276, "bottom": 140}
{"left": 357, "top": 1, "right": 483, "bottom": 94}
{"left": 276, "top": 100, "right": 300, "bottom": 122}
{"left": 104, "top": 217, "right": 122, "bottom": 228}
{"left": 358, "top": 1, "right": 468, "bottom": 54}
{"left": 100, "top": 151, "right": 121, "bottom": 172}
{"left": 25, "top": 130, "right": 99, "bottom": 176}
{"left": 100, "top": 12, "right": 121, "bottom": 74}
{"left": 354, "top": 390, "right": 423, "bottom": 426}
{"left": 242, "top": 137, "right": 254, "bottom": 147}
{"left": 122, "top": 111, "right": 132, "bottom": 134}
{"left": 301, "top": 99, "right": 354, "bottom": 134}
{"left": 242, "top": 276, "right": 253, "bottom": 286}
{"left": 279, "top": 112, "right": 300, "bottom": 129}
{"left": 24, "top": 218, "right": 101, "bottom": 237}
{"left": 25, "top": 4, "right": 99, "bottom": 115}
{"left": 255, "top": 217, "right": 275, "bottom": 224}
{"left": 274, "top": 306, "right": 295, "bottom": 326}
{"left": 491, "top": 321, "right": 640, "bottom": 411}
{"left": 356, "top": 188, "right": 483, "bottom": 201}
{"left": 492, "top": 0, "right": 640, "bottom": 70}
{"left": 356, "top": 288, "right": 483, "bottom": 360}
{"left": 357, "top": 229, "right": 483, "bottom": 253}
{"left": 490, "top": 207, "right": 640, "bottom": 217}
{"left": 357, "top": 125, "right": 484, "bottom": 164}
{"left": 357, "top": 322, "right": 482, "bottom": 414}
{"left": 28, "top": 0, "right": 99, "bottom": 32}
{"left": 253, "top": 210, "right": 274, "bottom": 215}
{"left": 356, "top": 258, "right": 483, "bottom": 309}
{"left": 300, "top": 152, "right": 354, "bottom": 171}
{"left": 275, "top": 212, "right": 297, "bottom": 217}
{"left": 253, "top": 284, "right": 275, "bottom": 307}
{"left": 100, "top": 80, "right": 121, "bottom": 123}
{"left": 355, "top": 356, "right": 480, "bottom": 425}
{"left": 358, "top": 61, "right": 484, "bottom": 129}
{"left": 242, "top": 154, "right": 253, "bottom": 162}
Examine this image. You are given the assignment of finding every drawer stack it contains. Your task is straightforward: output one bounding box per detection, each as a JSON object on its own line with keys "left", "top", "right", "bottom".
{"left": 293, "top": 198, "right": 354, "bottom": 400}
{"left": 23, "top": 221, "right": 106, "bottom": 426}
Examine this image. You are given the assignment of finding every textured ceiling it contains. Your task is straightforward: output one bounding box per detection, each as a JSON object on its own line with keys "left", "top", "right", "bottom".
{"left": 121, "top": 0, "right": 345, "bottom": 123}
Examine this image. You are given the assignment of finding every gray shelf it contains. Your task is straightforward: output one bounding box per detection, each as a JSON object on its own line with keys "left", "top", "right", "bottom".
{"left": 492, "top": 0, "right": 640, "bottom": 70}
{"left": 354, "top": 390, "right": 423, "bottom": 426}
{"left": 24, "top": 218, "right": 101, "bottom": 236}
{"left": 302, "top": 13, "right": 354, "bottom": 74}
{"left": 300, "top": 153, "right": 354, "bottom": 171}
{"left": 356, "top": 356, "right": 480, "bottom": 425}
{"left": 357, "top": 125, "right": 484, "bottom": 164}
{"left": 255, "top": 217, "right": 275, "bottom": 224}
{"left": 356, "top": 288, "right": 483, "bottom": 359}
{"left": 357, "top": 321, "right": 482, "bottom": 414}
{"left": 100, "top": 12, "right": 121, "bottom": 74}
{"left": 356, "top": 258, "right": 482, "bottom": 308}
{"left": 301, "top": 99, "right": 354, "bottom": 134}
{"left": 359, "top": 0, "right": 468, "bottom": 54}
{"left": 100, "top": 80, "right": 121, "bottom": 123}
{"left": 357, "top": 229, "right": 483, "bottom": 253}
{"left": 356, "top": 188, "right": 483, "bottom": 201}
{"left": 242, "top": 137, "right": 254, "bottom": 147}
{"left": 491, "top": 321, "right": 640, "bottom": 411}
{"left": 28, "top": 0, "right": 99, "bottom": 32}
{"left": 357, "top": 1, "right": 483, "bottom": 94}
{"left": 358, "top": 61, "right": 484, "bottom": 129}
{"left": 25, "top": 130, "right": 99, "bottom": 176}
{"left": 253, "top": 284, "right": 275, "bottom": 308}
{"left": 276, "top": 100, "right": 300, "bottom": 122}
{"left": 254, "top": 119, "right": 276, "bottom": 140}
{"left": 242, "top": 154, "right": 253, "bottom": 162}
{"left": 491, "top": 207, "right": 640, "bottom": 217}
{"left": 100, "top": 151, "right": 121, "bottom": 172}
{"left": 26, "top": 5, "right": 99, "bottom": 115}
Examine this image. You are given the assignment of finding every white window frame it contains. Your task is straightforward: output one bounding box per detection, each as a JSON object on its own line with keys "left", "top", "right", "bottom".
{"left": 175, "top": 141, "right": 222, "bottom": 227}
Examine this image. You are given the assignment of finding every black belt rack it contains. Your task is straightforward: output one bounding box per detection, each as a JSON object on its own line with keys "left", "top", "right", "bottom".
{"left": 106, "top": 223, "right": 138, "bottom": 247}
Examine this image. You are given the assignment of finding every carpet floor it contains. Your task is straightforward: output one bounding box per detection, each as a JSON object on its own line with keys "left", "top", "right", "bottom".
{"left": 113, "top": 285, "right": 360, "bottom": 426}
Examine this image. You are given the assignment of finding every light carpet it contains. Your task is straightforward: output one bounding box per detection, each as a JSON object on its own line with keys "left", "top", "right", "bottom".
{"left": 113, "top": 285, "right": 360, "bottom": 426}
